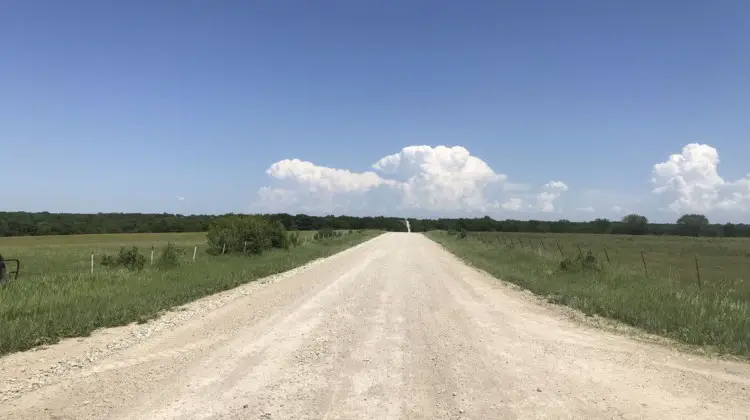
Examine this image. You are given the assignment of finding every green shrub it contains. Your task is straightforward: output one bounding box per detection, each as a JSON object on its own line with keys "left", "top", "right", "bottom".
{"left": 559, "top": 250, "right": 601, "bottom": 272}
{"left": 156, "top": 242, "right": 182, "bottom": 269}
{"left": 100, "top": 254, "right": 116, "bottom": 267}
{"left": 267, "top": 221, "right": 291, "bottom": 250}
{"left": 100, "top": 247, "right": 147, "bottom": 271}
{"left": 287, "top": 232, "right": 301, "bottom": 247}
{"left": 119, "top": 247, "right": 147, "bottom": 271}
{"left": 458, "top": 228, "right": 468, "bottom": 239}
{"left": 205, "top": 215, "right": 290, "bottom": 255}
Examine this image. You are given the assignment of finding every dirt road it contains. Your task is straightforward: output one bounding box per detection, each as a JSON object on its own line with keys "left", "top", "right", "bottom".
{"left": 1, "top": 233, "right": 748, "bottom": 419}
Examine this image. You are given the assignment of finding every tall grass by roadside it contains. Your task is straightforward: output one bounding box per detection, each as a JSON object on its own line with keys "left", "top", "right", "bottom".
{"left": 0, "top": 230, "right": 380, "bottom": 356}
{"left": 426, "top": 231, "right": 750, "bottom": 357}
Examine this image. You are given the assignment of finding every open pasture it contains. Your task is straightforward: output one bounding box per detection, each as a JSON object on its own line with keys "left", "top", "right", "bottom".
{"left": 472, "top": 231, "right": 750, "bottom": 299}
{"left": 0, "top": 230, "right": 377, "bottom": 355}
{"left": 429, "top": 231, "right": 750, "bottom": 356}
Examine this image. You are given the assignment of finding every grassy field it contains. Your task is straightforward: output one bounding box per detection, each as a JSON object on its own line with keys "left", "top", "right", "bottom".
{"left": 427, "top": 231, "right": 750, "bottom": 357}
{"left": 0, "top": 230, "right": 379, "bottom": 356}
{"left": 0, "top": 231, "right": 323, "bottom": 279}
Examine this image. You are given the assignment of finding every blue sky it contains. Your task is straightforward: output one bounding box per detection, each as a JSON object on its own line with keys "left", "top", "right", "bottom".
{"left": 2, "top": 1, "right": 749, "bottom": 222}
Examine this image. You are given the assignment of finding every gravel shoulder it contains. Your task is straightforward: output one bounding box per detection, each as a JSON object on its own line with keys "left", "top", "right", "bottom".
{"left": 1, "top": 233, "right": 749, "bottom": 419}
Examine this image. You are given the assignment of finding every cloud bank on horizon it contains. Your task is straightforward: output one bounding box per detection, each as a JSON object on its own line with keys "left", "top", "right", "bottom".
{"left": 253, "top": 144, "right": 750, "bottom": 221}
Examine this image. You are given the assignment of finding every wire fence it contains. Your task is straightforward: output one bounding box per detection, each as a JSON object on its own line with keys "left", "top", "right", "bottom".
{"left": 468, "top": 233, "right": 748, "bottom": 292}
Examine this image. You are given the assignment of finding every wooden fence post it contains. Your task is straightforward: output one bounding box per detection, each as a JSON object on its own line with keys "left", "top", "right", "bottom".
{"left": 694, "top": 256, "right": 702, "bottom": 289}
{"left": 640, "top": 250, "right": 648, "bottom": 277}
{"left": 192, "top": 246, "right": 197, "bottom": 262}
{"left": 222, "top": 243, "right": 226, "bottom": 255}
{"left": 150, "top": 246, "right": 155, "bottom": 265}
{"left": 243, "top": 241, "right": 247, "bottom": 253}
{"left": 90, "top": 253, "right": 94, "bottom": 274}
{"left": 603, "top": 248, "right": 610, "bottom": 263}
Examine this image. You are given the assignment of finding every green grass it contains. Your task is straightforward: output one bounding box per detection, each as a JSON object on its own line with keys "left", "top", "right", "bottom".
{"left": 427, "top": 231, "right": 750, "bottom": 357}
{"left": 0, "top": 230, "right": 380, "bottom": 356}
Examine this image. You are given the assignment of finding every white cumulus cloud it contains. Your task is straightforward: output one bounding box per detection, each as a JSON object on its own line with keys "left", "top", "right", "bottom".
{"left": 501, "top": 198, "right": 524, "bottom": 211}
{"left": 253, "top": 145, "right": 569, "bottom": 216}
{"left": 267, "top": 159, "right": 389, "bottom": 193}
{"left": 544, "top": 181, "right": 569, "bottom": 191}
{"left": 652, "top": 143, "right": 750, "bottom": 213}
{"left": 533, "top": 180, "right": 569, "bottom": 212}
{"left": 252, "top": 142, "right": 750, "bottom": 221}
{"left": 371, "top": 145, "right": 507, "bottom": 212}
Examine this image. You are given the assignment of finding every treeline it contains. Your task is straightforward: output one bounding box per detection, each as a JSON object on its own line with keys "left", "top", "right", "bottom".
{"left": 1, "top": 211, "right": 749, "bottom": 238}
{"left": 408, "top": 214, "right": 750, "bottom": 237}
{"left": 0, "top": 212, "right": 213, "bottom": 236}
{"left": 0, "top": 212, "right": 409, "bottom": 237}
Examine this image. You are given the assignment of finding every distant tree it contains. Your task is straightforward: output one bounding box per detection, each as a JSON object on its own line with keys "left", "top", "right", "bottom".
{"left": 35, "top": 222, "right": 52, "bottom": 236}
{"left": 724, "top": 222, "right": 737, "bottom": 237}
{"left": 536, "top": 222, "right": 552, "bottom": 233}
{"left": 621, "top": 214, "right": 648, "bottom": 235}
{"left": 551, "top": 219, "right": 571, "bottom": 233}
{"left": 592, "top": 218, "right": 611, "bottom": 234}
{"left": 676, "top": 214, "right": 709, "bottom": 237}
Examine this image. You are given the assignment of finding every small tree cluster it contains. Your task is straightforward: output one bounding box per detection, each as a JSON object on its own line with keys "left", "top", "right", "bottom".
{"left": 206, "top": 215, "right": 292, "bottom": 255}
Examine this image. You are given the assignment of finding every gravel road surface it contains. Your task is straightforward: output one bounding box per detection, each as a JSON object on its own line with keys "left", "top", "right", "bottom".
{"left": 1, "top": 233, "right": 748, "bottom": 419}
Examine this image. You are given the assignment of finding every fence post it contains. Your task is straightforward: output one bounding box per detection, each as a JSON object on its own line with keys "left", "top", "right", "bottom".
{"left": 90, "top": 253, "right": 94, "bottom": 274}
{"left": 556, "top": 241, "right": 564, "bottom": 257}
{"left": 603, "top": 247, "right": 610, "bottom": 263}
{"left": 150, "top": 246, "right": 155, "bottom": 265}
{"left": 640, "top": 250, "right": 648, "bottom": 277}
{"left": 192, "top": 246, "right": 197, "bottom": 262}
{"left": 222, "top": 243, "right": 226, "bottom": 255}
{"left": 694, "top": 256, "right": 702, "bottom": 289}
{"left": 243, "top": 241, "right": 247, "bottom": 253}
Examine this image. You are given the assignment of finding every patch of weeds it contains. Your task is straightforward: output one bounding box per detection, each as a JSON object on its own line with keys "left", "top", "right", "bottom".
{"left": 100, "top": 246, "right": 147, "bottom": 271}
{"left": 156, "top": 242, "right": 182, "bottom": 269}
{"left": 559, "top": 250, "right": 601, "bottom": 272}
